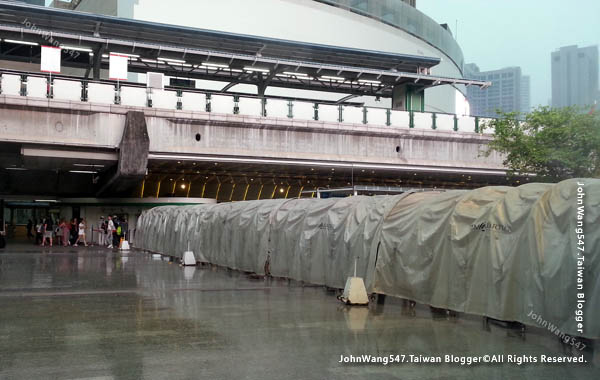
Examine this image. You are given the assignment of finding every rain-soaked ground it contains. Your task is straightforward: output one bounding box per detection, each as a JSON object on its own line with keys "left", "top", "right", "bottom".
{"left": 0, "top": 242, "right": 597, "bottom": 380}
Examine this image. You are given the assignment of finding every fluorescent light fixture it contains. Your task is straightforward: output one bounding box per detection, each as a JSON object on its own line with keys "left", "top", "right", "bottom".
{"left": 244, "top": 67, "right": 269, "bottom": 73}
{"left": 111, "top": 52, "right": 140, "bottom": 58}
{"left": 230, "top": 69, "right": 243, "bottom": 73}
{"left": 73, "top": 163, "right": 105, "bottom": 168}
{"left": 35, "top": 200, "right": 58, "bottom": 203}
{"left": 4, "top": 39, "right": 38, "bottom": 46}
{"left": 158, "top": 57, "right": 186, "bottom": 64}
{"left": 102, "top": 54, "right": 109, "bottom": 58}
{"left": 320, "top": 75, "right": 345, "bottom": 81}
{"left": 141, "top": 59, "right": 158, "bottom": 63}
{"left": 358, "top": 79, "right": 381, "bottom": 84}
{"left": 283, "top": 71, "right": 309, "bottom": 78}
{"left": 201, "top": 62, "right": 229, "bottom": 69}
{"left": 61, "top": 45, "right": 93, "bottom": 53}
{"left": 69, "top": 170, "right": 96, "bottom": 174}
{"left": 4, "top": 167, "right": 27, "bottom": 170}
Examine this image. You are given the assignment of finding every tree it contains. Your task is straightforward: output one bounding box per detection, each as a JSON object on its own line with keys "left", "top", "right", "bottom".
{"left": 481, "top": 106, "right": 600, "bottom": 182}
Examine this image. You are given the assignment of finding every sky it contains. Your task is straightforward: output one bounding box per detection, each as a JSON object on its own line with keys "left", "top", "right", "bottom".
{"left": 418, "top": 0, "right": 600, "bottom": 108}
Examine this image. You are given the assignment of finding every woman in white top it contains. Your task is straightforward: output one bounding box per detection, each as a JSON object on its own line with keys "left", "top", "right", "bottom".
{"left": 74, "top": 219, "right": 88, "bottom": 247}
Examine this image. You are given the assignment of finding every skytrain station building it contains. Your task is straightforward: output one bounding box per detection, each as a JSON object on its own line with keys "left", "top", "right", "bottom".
{"left": 0, "top": 1, "right": 597, "bottom": 379}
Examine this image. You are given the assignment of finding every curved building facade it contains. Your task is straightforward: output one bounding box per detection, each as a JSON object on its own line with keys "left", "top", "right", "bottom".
{"left": 71, "top": 0, "right": 467, "bottom": 113}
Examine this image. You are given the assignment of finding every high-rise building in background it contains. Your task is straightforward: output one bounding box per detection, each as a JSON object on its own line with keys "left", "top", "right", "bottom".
{"left": 551, "top": 45, "right": 599, "bottom": 108}
{"left": 520, "top": 75, "right": 531, "bottom": 113}
{"left": 464, "top": 64, "right": 529, "bottom": 117}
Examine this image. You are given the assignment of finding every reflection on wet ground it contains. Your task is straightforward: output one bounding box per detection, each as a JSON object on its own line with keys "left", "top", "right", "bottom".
{"left": 0, "top": 244, "right": 597, "bottom": 379}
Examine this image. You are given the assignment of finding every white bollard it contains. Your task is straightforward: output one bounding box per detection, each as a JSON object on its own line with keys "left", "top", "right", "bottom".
{"left": 338, "top": 257, "right": 369, "bottom": 305}
{"left": 340, "top": 277, "right": 369, "bottom": 305}
{"left": 182, "top": 241, "right": 196, "bottom": 266}
{"left": 182, "top": 250, "right": 196, "bottom": 266}
{"left": 120, "top": 240, "right": 130, "bottom": 251}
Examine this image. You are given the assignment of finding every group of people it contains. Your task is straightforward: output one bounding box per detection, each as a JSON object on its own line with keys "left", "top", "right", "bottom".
{"left": 27, "top": 217, "right": 88, "bottom": 247}
{"left": 96, "top": 215, "right": 128, "bottom": 249}
{"left": 26, "top": 215, "right": 128, "bottom": 248}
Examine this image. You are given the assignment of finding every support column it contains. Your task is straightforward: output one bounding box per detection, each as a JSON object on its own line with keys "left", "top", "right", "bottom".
{"left": 96, "top": 111, "right": 149, "bottom": 196}
{"left": 392, "top": 84, "right": 425, "bottom": 112}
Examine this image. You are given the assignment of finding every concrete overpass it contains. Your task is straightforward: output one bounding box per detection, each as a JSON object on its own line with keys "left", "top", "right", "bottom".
{"left": 0, "top": 82, "right": 507, "bottom": 201}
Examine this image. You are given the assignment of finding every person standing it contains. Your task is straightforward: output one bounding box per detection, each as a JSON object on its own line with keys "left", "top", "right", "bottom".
{"left": 106, "top": 216, "right": 116, "bottom": 249}
{"left": 60, "top": 219, "right": 70, "bottom": 247}
{"left": 74, "top": 219, "right": 88, "bottom": 247}
{"left": 35, "top": 219, "right": 43, "bottom": 245}
{"left": 41, "top": 217, "right": 53, "bottom": 247}
{"left": 97, "top": 216, "right": 106, "bottom": 246}
{"left": 70, "top": 218, "right": 78, "bottom": 246}
{"left": 26, "top": 219, "right": 33, "bottom": 240}
{"left": 54, "top": 220, "right": 62, "bottom": 246}
{"left": 121, "top": 218, "right": 129, "bottom": 241}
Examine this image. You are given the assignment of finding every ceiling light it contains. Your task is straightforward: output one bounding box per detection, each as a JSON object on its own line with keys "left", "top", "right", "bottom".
{"left": 180, "top": 184, "right": 186, "bottom": 189}
{"left": 5, "top": 167, "right": 27, "bottom": 170}
{"left": 279, "top": 188, "right": 284, "bottom": 193}
{"left": 201, "top": 62, "right": 229, "bottom": 69}
{"left": 283, "top": 71, "right": 309, "bottom": 78}
{"left": 244, "top": 67, "right": 269, "bottom": 73}
{"left": 35, "top": 199, "right": 58, "bottom": 203}
{"left": 61, "top": 45, "right": 93, "bottom": 53}
{"left": 69, "top": 170, "right": 96, "bottom": 174}
{"left": 4, "top": 39, "right": 38, "bottom": 46}
{"left": 158, "top": 57, "right": 186, "bottom": 64}
{"left": 320, "top": 75, "right": 345, "bottom": 81}
{"left": 141, "top": 59, "right": 158, "bottom": 63}
{"left": 358, "top": 79, "right": 381, "bottom": 84}
{"left": 111, "top": 52, "right": 140, "bottom": 58}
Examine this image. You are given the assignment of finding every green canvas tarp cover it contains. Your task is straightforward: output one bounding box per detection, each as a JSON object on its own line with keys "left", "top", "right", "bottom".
{"left": 135, "top": 179, "right": 599, "bottom": 338}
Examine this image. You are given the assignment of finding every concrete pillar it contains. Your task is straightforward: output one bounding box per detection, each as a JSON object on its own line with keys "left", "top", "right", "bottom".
{"left": 392, "top": 84, "right": 407, "bottom": 110}
{"left": 392, "top": 84, "right": 424, "bottom": 112}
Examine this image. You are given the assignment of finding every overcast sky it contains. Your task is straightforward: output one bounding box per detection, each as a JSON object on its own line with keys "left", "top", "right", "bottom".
{"left": 418, "top": 0, "right": 600, "bottom": 108}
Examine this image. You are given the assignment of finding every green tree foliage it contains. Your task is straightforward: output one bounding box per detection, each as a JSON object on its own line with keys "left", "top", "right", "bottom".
{"left": 482, "top": 106, "right": 600, "bottom": 182}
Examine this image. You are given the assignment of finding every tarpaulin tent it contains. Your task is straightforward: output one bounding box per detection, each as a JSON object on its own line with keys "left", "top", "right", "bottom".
{"left": 134, "top": 179, "right": 599, "bottom": 338}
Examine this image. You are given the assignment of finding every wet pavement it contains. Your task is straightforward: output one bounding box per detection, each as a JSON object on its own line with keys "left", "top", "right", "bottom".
{"left": 0, "top": 242, "right": 598, "bottom": 379}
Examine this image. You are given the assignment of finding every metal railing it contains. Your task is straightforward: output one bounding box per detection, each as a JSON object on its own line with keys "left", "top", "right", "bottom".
{"left": 0, "top": 70, "right": 492, "bottom": 133}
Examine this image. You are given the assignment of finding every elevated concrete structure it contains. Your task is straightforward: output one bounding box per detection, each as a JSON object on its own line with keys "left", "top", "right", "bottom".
{"left": 0, "top": 94, "right": 504, "bottom": 178}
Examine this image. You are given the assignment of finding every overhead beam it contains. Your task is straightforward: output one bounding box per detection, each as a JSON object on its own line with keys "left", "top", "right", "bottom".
{"left": 220, "top": 82, "right": 236, "bottom": 92}
{"left": 335, "top": 94, "right": 359, "bottom": 104}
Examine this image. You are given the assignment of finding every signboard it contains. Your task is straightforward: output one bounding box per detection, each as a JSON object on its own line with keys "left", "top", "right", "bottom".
{"left": 40, "top": 46, "right": 61, "bottom": 73}
{"left": 109, "top": 53, "right": 129, "bottom": 81}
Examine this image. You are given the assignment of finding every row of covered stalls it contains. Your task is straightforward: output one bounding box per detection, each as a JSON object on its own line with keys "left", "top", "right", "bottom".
{"left": 134, "top": 179, "right": 599, "bottom": 339}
